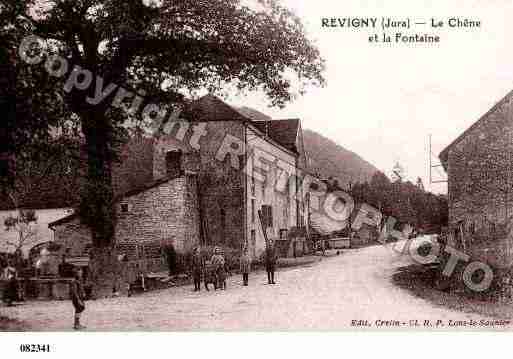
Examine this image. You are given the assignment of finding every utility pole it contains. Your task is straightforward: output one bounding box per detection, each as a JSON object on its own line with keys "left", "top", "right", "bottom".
{"left": 506, "top": 122, "right": 512, "bottom": 267}
{"left": 428, "top": 134, "right": 447, "bottom": 185}
{"left": 347, "top": 182, "right": 353, "bottom": 238}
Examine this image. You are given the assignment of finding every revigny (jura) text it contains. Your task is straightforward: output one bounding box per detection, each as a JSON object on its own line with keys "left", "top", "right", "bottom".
{"left": 321, "top": 17, "right": 481, "bottom": 30}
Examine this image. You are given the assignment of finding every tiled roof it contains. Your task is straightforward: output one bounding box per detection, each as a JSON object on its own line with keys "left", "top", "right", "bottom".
{"left": 252, "top": 119, "right": 300, "bottom": 153}
{"left": 187, "top": 94, "right": 250, "bottom": 122}
{"left": 439, "top": 89, "right": 513, "bottom": 170}
{"left": 188, "top": 97, "right": 301, "bottom": 154}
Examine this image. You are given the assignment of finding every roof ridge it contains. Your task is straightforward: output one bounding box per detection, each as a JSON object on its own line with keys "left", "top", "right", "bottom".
{"left": 190, "top": 95, "right": 251, "bottom": 122}
{"left": 439, "top": 88, "right": 513, "bottom": 166}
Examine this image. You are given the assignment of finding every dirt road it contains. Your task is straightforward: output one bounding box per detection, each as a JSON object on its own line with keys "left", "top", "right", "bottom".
{"left": 2, "top": 240, "right": 508, "bottom": 331}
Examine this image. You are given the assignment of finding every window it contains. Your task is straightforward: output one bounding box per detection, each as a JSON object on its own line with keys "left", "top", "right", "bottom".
{"left": 251, "top": 199, "right": 255, "bottom": 223}
{"left": 261, "top": 205, "right": 273, "bottom": 228}
{"left": 279, "top": 229, "right": 288, "bottom": 239}
{"left": 121, "top": 203, "right": 129, "bottom": 213}
{"left": 165, "top": 150, "right": 182, "bottom": 177}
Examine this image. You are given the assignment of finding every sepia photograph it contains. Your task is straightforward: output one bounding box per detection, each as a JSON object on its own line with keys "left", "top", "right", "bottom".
{"left": 0, "top": 0, "right": 512, "bottom": 356}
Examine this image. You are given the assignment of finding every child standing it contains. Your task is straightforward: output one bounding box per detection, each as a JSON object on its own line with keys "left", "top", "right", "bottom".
{"left": 240, "top": 248, "right": 251, "bottom": 286}
{"left": 70, "top": 268, "right": 86, "bottom": 330}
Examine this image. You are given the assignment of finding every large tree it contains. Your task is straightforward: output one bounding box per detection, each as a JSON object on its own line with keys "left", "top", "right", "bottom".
{"left": 5, "top": 0, "right": 325, "bottom": 289}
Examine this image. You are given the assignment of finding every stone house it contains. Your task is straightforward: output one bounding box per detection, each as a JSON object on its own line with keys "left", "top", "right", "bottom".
{"left": 439, "top": 89, "right": 513, "bottom": 268}
{"left": 154, "top": 95, "right": 308, "bottom": 260}
{"left": 49, "top": 174, "right": 200, "bottom": 273}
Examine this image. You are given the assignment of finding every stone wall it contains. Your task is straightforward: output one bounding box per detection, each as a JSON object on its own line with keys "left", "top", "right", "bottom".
{"left": 153, "top": 120, "right": 245, "bottom": 250}
{"left": 116, "top": 173, "right": 200, "bottom": 253}
{"left": 52, "top": 219, "right": 93, "bottom": 257}
{"left": 446, "top": 92, "right": 513, "bottom": 268}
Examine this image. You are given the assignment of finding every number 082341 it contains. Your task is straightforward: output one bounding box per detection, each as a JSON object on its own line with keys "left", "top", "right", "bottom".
{"left": 19, "top": 344, "right": 51, "bottom": 353}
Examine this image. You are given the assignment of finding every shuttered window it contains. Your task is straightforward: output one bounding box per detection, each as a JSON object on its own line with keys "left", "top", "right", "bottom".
{"left": 261, "top": 205, "right": 273, "bottom": 228}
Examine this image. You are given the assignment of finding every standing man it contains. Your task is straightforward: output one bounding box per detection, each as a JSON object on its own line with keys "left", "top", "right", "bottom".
{"left": 240, "top": 248, "right": 251, "bottom": 286}
{"left": 265, "top": 241, "right": 277, "bottom": 285}
{"left": 191, "top": 247, "right": 203, "bottom": 292}
{"left": 3, "top": 260, "right": 17, "bottom": 306}
{"left": 70, "top": 268, "right": 86, "bottom": 330}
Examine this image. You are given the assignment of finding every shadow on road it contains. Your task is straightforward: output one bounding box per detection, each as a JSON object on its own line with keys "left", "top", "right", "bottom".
{"left": 392, "top": 264, "right": 513, "bottom": 320}
{"left": 0, "top": 314, "right": 29, "bottom": 331}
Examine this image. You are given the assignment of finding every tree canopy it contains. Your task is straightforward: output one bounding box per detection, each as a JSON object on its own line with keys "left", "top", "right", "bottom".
{"left": 351, "top": 171, "right": 448, "bottom": 233}
{"left": 4, "top": 0, "right": 326, "bottom": 248}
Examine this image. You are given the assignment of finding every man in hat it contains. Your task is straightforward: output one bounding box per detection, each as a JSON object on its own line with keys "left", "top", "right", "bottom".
{"left": 265, "top": 241, "right": 278, "bottom": 284}
{"left": 191, "top": 247, "right": 204, "bottom": 291}
{"left": 70, "top": 268, "right": 86, "bottom": 330}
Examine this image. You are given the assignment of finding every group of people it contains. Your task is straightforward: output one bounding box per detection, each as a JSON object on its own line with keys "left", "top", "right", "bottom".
{"left": 191, "top": 242, "right": 279, "bottom": 292}
{"left": 191, "top": 246, "right": 228, "bottom": 291}
{"left": 22, "top": 243, "right": 280, "bottom": 330}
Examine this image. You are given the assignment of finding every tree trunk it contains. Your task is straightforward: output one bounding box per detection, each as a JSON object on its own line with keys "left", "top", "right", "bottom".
{"left": 80, "top": 111, "right": 116, "bottom": 247}
{"left": 88, "top": 247, "right": 126, "bottom": 298}
{"left": 79, "top": 110, "right": 121, "bottom": 297}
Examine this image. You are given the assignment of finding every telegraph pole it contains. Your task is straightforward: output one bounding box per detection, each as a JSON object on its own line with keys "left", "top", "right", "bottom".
{"left": 506, "top": 122, "right": 512, "bottom": 267}
{"left": 428, "top": 134, "right": 447, "bottom": 185}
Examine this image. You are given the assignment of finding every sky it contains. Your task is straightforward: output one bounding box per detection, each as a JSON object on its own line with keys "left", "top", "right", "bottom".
{"left": 227, "top": 0, "right": 513, "bottom": 194}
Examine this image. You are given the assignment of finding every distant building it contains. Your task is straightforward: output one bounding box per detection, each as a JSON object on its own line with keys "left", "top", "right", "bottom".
{"left": 439, "top": 90, "right": 513, "bottom": 268}
{"left": 308, "top": 176, "right": 381, "bottom": 248}
{"left": 0, "top": 208, "right": 72, "bottom": 257}
{"left": 350, "top": 203, "right": 381, "bottom": 246}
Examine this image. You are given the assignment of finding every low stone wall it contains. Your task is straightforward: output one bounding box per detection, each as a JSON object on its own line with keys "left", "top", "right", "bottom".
{"left": 1, "top": 278, "right": 75, "bottom": 301}
{"left": 123, "top": 258, "right": 167, "bottom": 284}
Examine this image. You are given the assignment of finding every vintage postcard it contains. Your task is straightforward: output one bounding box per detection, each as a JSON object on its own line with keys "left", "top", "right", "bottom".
{"left": 1, "top": 0, "right": 512, "bottom": 355}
